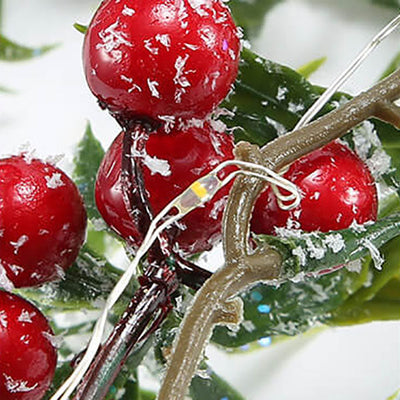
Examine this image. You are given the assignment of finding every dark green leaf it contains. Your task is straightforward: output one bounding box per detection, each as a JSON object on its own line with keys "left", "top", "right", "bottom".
{"left": 73, "top": 123, "right": 105, "bottom": 221}
{"left": 139, "top": 390, "right": 157, "bottom": 400}
{"left": 17, "top": 245, "right": 129, "bottom": 311}
{"left": 212, "top": 213, "right": 400, "bottom": 347}
{"left": 0, "top": 34, "right": 56, "bottom": 61}
{"left": 222, "top": 48, "right": 319, "bottom": 146}
{"left": 229, "top": 0, "right": 282, "bottom": 39}
{"left": 371, "top": 0, "right": 400, "bottom": 8}
{"left": 190, "top": 366, "right": 245, "bottom": 400}
{"left": 329, "top": 236, "right": 400, "bottom": 325}
{"left": 297, "top": 56, "right": 327, "bottom": 79}
{"left": 74, "top": 23, "right": 88, "bottom": 35}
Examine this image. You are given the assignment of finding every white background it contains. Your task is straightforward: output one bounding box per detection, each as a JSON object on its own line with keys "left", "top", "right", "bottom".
{"left": 1, "top": 0, "right": 400, "bottom": 399}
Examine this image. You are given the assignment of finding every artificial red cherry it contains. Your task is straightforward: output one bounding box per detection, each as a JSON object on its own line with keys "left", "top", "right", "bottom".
{"left": 251, "top": 141, "right": 378, "bottom": 235}
{"left": 0, "top": 291, "right": 57, "bottom": 400}
{"left": 0, "top": 155, "right": 87, "bottom": 288}
{"left": 83, "top": 0, "right": 240, "bottom": 123}
{"left": 95, "top": 122, "right": 234, "bottom": 254}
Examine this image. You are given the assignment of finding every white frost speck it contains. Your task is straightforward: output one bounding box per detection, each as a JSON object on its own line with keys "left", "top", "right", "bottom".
{"left": 122, "top": 5, "right": 135, "bottom": 16}
{"left": 147, "top": 79, "right": 161, "bottom": 98}
{"left": 3, "top": 374, "right": 38, "bottom": 393}
{"left": 363, "top": 239, "right": 384, "bottom": 270}
{"left": 155, "top": 34, "right": 171, "bottom": 49}
{"left": 10, "top": 235, "right": 29, "bottom": 255}
{"left": 292, "top": 246, "right": 307, "bottom": 266}
{"left": 45, "top": 172, "right": 65, "bottom": 189}
{"left": 0, "top": 264, "right": 14, "bottom": 291}
{"left": 0, "top": 311, "right": 8, "bottom": 328}
{"left": 323, "top": 233, "right": 345, "bottom": 253}
{"left": 18, "top": 310, "right": 36, "bottom": 323}
{"left": 143, "top": 156, "right": 171, "bottom": 177}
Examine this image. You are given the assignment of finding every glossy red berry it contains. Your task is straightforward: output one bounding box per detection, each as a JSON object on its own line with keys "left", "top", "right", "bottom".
{"left": 0, "top": 156, "right": 87, "bottom": 288}
{"left": 95, "top": 123, "right": 234, "bottom": 254}
{"left": 0, "top": 291, "right": 57, "bottom": 400}
{"left": 251, "top": 141, "right": 378, "bottom": 234}
{"left": 83, "top": 0, "right": 240, "bottom": 122}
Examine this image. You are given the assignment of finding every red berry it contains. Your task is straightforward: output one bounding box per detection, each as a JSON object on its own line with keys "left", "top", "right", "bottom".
{"left": 0, "top": 156, "right": 87, "bottom": 288}
{"left": 83, "top": 0, "right": 240, "bottom": 122}
{"left": 95, "top": 123, "right": 234, "bottom": 254}
{"left": 0, "top": 291, "right": 57, "bottom": 400}
{"left": 251, "top": 141, "right": 378, "bottom": 234}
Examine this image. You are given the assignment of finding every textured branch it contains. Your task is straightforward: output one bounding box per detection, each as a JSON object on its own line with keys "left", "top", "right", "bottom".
{"left": 157, "top": 68, "right": 400, "bottom": 400}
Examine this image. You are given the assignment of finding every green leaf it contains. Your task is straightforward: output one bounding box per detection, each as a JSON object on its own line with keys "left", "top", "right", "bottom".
{"left": 190, "top": 366, "right": 245, "bottom": 400}
{"left": 0, "top": 34, "right": 56, "bottom": 61}
{"left": 0, "top": 84, "right": 13, "bottom": 93}
{"left": 73, "top": 123, "right": 105, "bottom": 221}
{"left": 17, "top": 245, "right": 129, "bottom": 311}
{"left": 139, "top": 390, "right": 157, "bottom": 400}
{"left": 297, "top": 56, "right": 327, "bottom": 79}
{"left": 387, "top": 387, "right": 400, "bottom": 400}
{"left": 380, "top": 50, "right": 400, "bottom": 80}
{"left": 222, "top": 48, "right": 319, "bottom": 146}
{"left": 74, "top": 23, "right": 88, "bottom": 35}
{"left": 371, "top": 0, "right": 400, "bottom": 9}
{"left": 212, "top": 213, "right": 400, "bottom": 347}
{"left": 329, "top": 236, "right": 400, "bottom": 325}
{"left": 229, "top": 0, "right": 282, "bottom": 39}
{"left": 373, "top": 119, "right": 400, "bottom": 195}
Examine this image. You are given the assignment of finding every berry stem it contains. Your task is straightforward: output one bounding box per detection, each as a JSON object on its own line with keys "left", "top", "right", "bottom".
{"left": 157, "top": 68, "right": 400, "bottom": 400}
{"left": 72, "top": 263, "right": 179, "bottom": 400}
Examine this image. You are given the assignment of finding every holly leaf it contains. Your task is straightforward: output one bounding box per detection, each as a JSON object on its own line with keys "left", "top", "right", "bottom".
{"left": 73, "top": 123, "right": 105, "bottom": 221}
{"left": 17, "top": 245, "right": 129, "bottom": 311}
{"left": 212, "top": 213, "right": 400, "bottom": 347}
{"left": 229, "top": 0, "right": 282, "bottom": 39}
{"left": 222, "top": 48, "right": 319, "bottom": 146}
{"left": 0, "top": 34, "right": 56, "bottom": 61}
{"left": 190, "top": 366, "right": 245, "bottom": 400}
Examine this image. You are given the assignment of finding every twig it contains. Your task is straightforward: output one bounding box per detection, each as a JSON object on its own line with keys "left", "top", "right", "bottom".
{"left": 157, "top": 68, "right": 400, "bottom": 400}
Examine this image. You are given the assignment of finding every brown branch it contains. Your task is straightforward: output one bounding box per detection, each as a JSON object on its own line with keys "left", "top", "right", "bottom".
{"left": 157, "top": 68, "right": 400, "bottom": 400}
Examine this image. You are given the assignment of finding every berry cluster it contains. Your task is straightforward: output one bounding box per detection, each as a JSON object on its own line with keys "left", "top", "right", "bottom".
{"left": 85, "top": 0, "right": 378, "bottom": 255}
{"left": 0, "top": 155, "right": 87, "bottom": 399}
{"left": 84, "top": 0, "right": 240, "bottom": 253}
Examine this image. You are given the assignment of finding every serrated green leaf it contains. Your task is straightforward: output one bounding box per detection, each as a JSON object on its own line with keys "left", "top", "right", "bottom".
{"left": 229, "top": 0, "right": 281, "bottom": 39}
{"left": 73, "top": 123, "right": 105, "bottom": 221}
{"left": 0, "top": 34, "right": 56, "bottom": 61}
{"left": 74, "top": 23, "right": 88, "bottom": 35}
{"left": 297, "top": 56, "right": 327, "bottom": 79}
{"left": 222, "top": 48, "right": 319, "bottom": 146}
{"left": 190, "top": 366, "right": 245, "bottom": 400}
{"left": 212, "top": 213, "right": 400, "bottom": 347}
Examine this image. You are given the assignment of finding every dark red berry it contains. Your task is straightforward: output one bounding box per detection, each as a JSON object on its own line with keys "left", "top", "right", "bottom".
{"left": 251, "top": 141, "right": 378, "bottom": 234}
{"left": 0, "top": 156, "right": 87, "bottom": 288}
{"left": 95, "top": 123, "right": 234, "bottom": 254}
{"left": 83, "top": 0, "right": 240, "bottom": 122}
{"left": 0, "top": 291, "right": 57, "bottom": 400}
